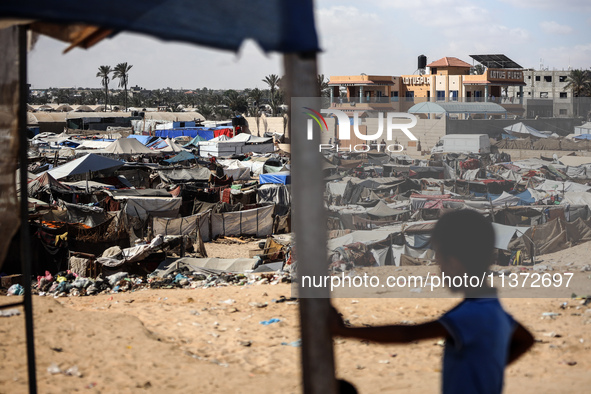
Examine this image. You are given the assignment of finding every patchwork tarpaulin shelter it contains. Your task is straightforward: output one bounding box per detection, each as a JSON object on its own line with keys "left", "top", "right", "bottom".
{"left": 47, "top": 153, "right": 124, "bottom": 179}
{"left": 211, "top": 205, "right": 274, "bottom": 238}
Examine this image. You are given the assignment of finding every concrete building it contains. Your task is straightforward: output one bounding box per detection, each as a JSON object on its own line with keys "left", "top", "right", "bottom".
{"left": 507, "top": 69, "right": 574, "bottom": 118}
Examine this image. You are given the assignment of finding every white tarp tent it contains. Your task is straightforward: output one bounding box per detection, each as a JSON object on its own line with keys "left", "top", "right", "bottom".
{"left": 503, "top": 122, "right": 551, "bottom": 138}
{"left": 123, "top": 197, "right": 182, "bottom": 221}
{"left": 103, "top": 138, "right": 154, "bottom": 154}
{"left": 47, "top": 153, "right": 124, "bottom": 179}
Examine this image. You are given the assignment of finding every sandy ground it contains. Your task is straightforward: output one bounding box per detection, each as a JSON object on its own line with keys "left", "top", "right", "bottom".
{"left": 1, "top": 240, "right": 591, "bottom": 393}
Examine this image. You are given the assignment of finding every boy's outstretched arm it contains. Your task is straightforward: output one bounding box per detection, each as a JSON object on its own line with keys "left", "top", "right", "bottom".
{"left": 330, "top": 307, "right": 447, "bottom": 343}
{"left": 507, "top": 322, "right": 534, "bottom": 365}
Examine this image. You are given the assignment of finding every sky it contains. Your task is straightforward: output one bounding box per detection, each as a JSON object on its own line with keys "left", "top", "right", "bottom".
{"left": 28, "top": 0, "right": 591, "bottom": 91}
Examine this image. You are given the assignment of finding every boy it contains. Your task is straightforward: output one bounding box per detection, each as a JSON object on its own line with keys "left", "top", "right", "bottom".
{"left": 330, "top": 210, "right": 534, "bottom": 394}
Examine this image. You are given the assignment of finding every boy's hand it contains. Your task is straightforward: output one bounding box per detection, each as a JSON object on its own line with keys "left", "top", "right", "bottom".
{"left": 329, "top": 306, "right": 347, "bottom": 336}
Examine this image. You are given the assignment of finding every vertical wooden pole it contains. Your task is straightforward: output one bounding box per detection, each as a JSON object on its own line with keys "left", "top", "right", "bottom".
{"left": 283, "top": 52, "right": 337, "bottom": 394}
{"left": 18, "top": 25, "right": 38, "bottom": 394}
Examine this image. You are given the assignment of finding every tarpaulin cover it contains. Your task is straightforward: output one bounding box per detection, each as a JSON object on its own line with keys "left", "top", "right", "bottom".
{"left": 124, "top": 197, "right": 182, "bottom": 221}
{"left": 162, "top": 150, "right": 198, "bottom": 164}
{"left": 491, "top": 222, "right": 529, "bottom": 251}
{"left": 127, "top": 135, "right": 153, "bottom": 145}
{"left": 158, "top": 167, "right": 211, "bottom": 183}
{"left": 366, "top": 200, "right": 406, "bottom": 218}
{"left": 214, "top": 128, "right": 233, "bottom": 138}
{"left": 0, "top": 1, "right": 320, "bottom": 53}
{"left": 257, "top": 184, "right": 291, "bottom": 205}
{"left": 154, "top": 257, "right": 259, "bottom": 274}
{"left": 103, "top": 138, "right": 154, "bottom": 154}
{"left": 211, "top": 205, "right": 274, "bottom": 238}
{"left": 259, "top": 171, "right": 291, "bottom": 185}
{"left": 153, "top": 212, "right": 211, "bottom": 241}
{"left": 62, "top": 201, "right": 109, "bottom": 228}
{"left": 47, "top": 153, "right": 124, "bottom": 179}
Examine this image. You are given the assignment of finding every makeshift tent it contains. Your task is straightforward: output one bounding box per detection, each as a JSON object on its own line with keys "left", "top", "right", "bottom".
{"left": 229, "top": 133, "right": 273, "bottom": 143}
{"left": 153, "top": 212, "right": 211, "bottom": 241}
{"left": 158, "top": 137, "right": 186, "bottom": 153}
{"left": 123, "top": 197, "right": 182, "bottom": 221}
{"left": 366, "top": 200, "right": 406, "bottom": 218}
{"left": 503, "top": 122, "right": 551, "bottom": 139}
{"left": 47, "top": 153, "right": 124, "bottom": 179}
{"left": 162, "top": 150, "right": 198, "bottom": 164}
{"left": 183, "top": 134, "right": 207, "bottom": 147}
{"left": 103, "top": 138, "right": 154, "bottom": 154}
{"left": 259, "top": 171, "right": 291, "bottom": 185}
{"left": 158, "top": 168, "right": 211, "bottom": 183}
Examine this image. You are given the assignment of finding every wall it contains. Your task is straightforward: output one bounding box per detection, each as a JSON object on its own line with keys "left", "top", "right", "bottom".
{"left": 244, "top": 116, "right": 287, "bottom": 137}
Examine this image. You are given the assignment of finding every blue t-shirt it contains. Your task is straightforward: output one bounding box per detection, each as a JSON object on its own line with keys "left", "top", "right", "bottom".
{"left": 438, "top": 297, "right": 516, "bottom": 394}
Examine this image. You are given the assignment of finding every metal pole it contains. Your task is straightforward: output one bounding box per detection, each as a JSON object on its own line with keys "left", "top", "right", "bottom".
{"left": 18, "top": 25, "right": 38, "bottom": 394}
{"left": 284, "top": 52, "right": 337, "bottom": 394}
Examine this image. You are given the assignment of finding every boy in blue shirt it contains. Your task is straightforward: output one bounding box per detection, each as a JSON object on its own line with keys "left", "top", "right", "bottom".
{"left": 330, "top": 210, "right": 534, "bottom": 394}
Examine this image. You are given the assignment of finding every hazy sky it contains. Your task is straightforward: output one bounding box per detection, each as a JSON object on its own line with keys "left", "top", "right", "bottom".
{"left": 28, "top": 0, "right": 591, "bottom": 90}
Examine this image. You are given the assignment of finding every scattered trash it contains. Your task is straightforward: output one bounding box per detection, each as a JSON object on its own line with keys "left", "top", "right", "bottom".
{"left": 239, "top": 340, "right": 252, "bottom": 347}
{"left": 281, "top": 339, "right": 301, "bottom": 347}
{"left": 543, "top": 332, "right": 562, "bottom": 338}
{"left": 220, "top": 299, "right": 236, "bottom": 305}
{"left": 542, "top": 312, "right": 561, "bottom": 319}
{"left": 6, "top": 284, "right": 24, "bottom": 296}
{"left": 0, "top": 309, "right": 21, "bottom": 317}
{"left": 259, "top": 318, "right": 281, "bottom": 325}
{"left": 378, "top": 360, "right": 390, "bottom": 364}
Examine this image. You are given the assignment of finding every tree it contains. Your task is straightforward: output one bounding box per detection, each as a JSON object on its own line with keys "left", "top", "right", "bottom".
{"left": 113, "top": 62, "right": 133, "bottom": 111}
{"left": 473, "top": 64, "right": 485, "bottom": 75}
{"left": 224, "top": 90, "right": 248, "bottom": 114}
{"left": 564, "top": 69, "right": 591, "bottom": 116}
{"left": 263, "top": 74, "right": 281, "bottom": 116}
{"left": 317, "top": 74, "right": 330, "bottom": 97}
{"left": 96, "top": 65, "right": 112, "bottom": 111}
{"left": 196, "top": 103, "right": 215, "bottom": 120}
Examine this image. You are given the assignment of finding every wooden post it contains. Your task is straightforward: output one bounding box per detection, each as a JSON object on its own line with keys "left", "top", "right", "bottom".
{"left": 283, "top": 52, "right": 337, "bottom": 394}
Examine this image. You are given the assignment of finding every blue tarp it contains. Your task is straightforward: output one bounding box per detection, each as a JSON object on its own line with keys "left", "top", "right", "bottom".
{"left": 155, "top": 128, "right": 216, "bottom": 140}
{"left": 259, "top": 171, "right": 291, "bottom": 185}
{"left": 128, "top": 135, "right": 152, "bottom": 145}
{"left": 472, "top": 190, "right": 534, "bottom": 205}
{"left": 163, "top": 150, "right": 198, "bottom": 164}
{"left": 0, "top": 1, "right": 319, "bottom": 53}
{"left": 574, "top": 134, "right": 591, "bottom": 140}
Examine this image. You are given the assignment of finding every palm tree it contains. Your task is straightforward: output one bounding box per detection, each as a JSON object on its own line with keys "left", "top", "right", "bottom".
{"left": 564, "top": 69, "right": 591, "bottom": 116}
{"left": 263, "top": 74, "right": 281, "bottom": 116}
{"left": 96, "top": 65, "right": 112, "bottom": 111}
{"left": 224, "top": 90, "right": 248, "bottom": 114}
{"left": 317, "top": 74, "right": 330, "bottom": 97}
{"left": 113, "top": 62, "right": 133, "bottom": 112}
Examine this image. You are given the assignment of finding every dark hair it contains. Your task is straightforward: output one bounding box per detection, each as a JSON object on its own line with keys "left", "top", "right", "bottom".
{"left": 430, "top": 210, "right": 495, "bottom": 275}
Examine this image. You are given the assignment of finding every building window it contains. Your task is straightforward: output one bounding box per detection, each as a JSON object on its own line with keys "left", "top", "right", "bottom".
{"left": 391, "top": 91, "right": 399, "bottom": 102}
{"left": 540, "top": 92, "right": 548, "bottom": 98}
{"left": 559, "top": 75, "right": 568, "bottom": 83}
{"left": 559, "top": 109, "right": 567, "bottom": 115}
{"left": 544, "top": 76, "right": 552, "bottom": 82}
{"left": 436, "top": 90, "right": 445, "bottom": 101}
{"left": 528, "top": 75, "right": 531, "bottom": 79}
{"left": 450, "top": 90, "right": 458, "bottom": 101}
{"left": 560, "top": 92, "right": 567, "bottom": 98}
{"left": 405, "top": 91, "right": 414, "bottom": 101}
{"left": 535, "top": 76, "right": 540, "bottom": 81}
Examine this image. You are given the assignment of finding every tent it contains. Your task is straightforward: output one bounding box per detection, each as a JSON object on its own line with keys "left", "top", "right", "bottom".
{"left": 259, "top": 171, "right": 291, "bottom": 185}
{"left": 503, "top": 122, "right": 551, "bottom": 139}
{"left": 160, "top": 137, "right": 186, "bottom": 153}
{"left": 103, "top": 138, "right": 154, "bottom": 154}
{"left": 162, "top": 150, "right": 198, "bottom": 164}
{"left": 366, "top": 200, "right": 406, "bottom": 218}
{"left": 47, "top": 153, "right": 124, "bottom": 179}
{"left": 229, "top": 133, "right": 273, "bottom": 143}
{"left": 183, "top": 134, "right": 207, "bottom": 147}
